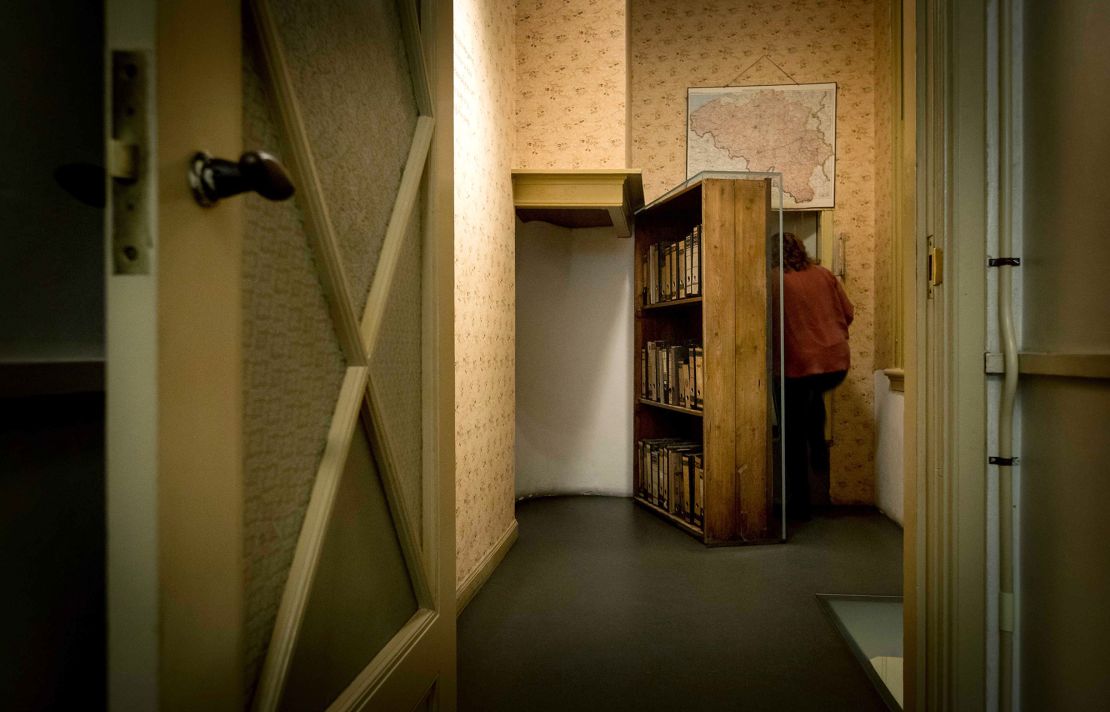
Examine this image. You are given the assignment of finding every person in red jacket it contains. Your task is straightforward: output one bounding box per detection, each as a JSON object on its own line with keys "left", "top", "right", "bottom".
{"left": 779, "top": 232, "right": 853, "bottom": 520}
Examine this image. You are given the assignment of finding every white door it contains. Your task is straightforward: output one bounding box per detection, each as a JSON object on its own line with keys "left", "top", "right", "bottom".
{"left": 106, "top": 1, "right": 456, "bottom": 709}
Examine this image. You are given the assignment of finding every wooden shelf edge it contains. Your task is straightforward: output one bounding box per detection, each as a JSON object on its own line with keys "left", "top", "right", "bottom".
{"left": 882, "top": 367, "right": 905, "bottom": 392}
{"left": 637, "top": 398, "right": 703, "bottom": 417}
{"left": 640, "top": 296, "right": 703, "bottom": 311}
{"left": 633, "top": 496, "right": 705, "bottom": 539}
{"left": 511, "top": 168, "right": 645, "bottom": 237}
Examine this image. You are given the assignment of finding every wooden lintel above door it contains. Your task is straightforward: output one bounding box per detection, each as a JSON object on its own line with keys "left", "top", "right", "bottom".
{"left": 511, "top": 169, "right": 644, "bottom": 238}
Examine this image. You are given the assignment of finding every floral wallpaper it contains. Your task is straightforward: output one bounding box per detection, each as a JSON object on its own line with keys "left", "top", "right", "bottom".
{"left": 514, "top": 0, "right": 628, "bottom": 168}
{"left": 454, "top": 0, "right": 519, "bottom": 586}
{"left": 873, "top": 0, "right": 895, "bottom": 370}
{"left": 630, "top": 0, "right": 891, "bottom": 504}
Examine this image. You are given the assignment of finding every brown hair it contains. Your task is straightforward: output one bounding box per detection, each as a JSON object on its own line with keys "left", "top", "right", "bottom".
{"left": 778, "top": 232, "right": 814, "bottom": 272}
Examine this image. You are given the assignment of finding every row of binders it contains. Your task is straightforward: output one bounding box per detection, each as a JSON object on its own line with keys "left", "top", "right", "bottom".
{"left": 637, "top": 439, "right": 704, "bottom": 527}
{"left": 642, "top": 341, "right": 703, "bottom": 411}
{"left": 643, "top": 225, "right": 703, "bottom": 305}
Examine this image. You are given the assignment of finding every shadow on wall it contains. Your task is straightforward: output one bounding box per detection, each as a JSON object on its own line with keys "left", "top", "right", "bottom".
{"left": 515, "top": 220, "right": 634, "bottom": 498}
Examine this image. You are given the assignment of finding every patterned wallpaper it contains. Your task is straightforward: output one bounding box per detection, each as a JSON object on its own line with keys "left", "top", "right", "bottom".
{"left": 369, "top": 206, "right": 424, "bottom": 537}
{"left": 514, "top": 0, "right": 628, "bottom": 168}
{"left": 242, "top": 0, "right": 427, "bottom": 696}
{"left": 454, "top": 0, "right": 519, "bottom": 586}
{"left": 630, "top": 0, "right": 890, "bottom": 503}
{"left": 267, "top": 0, "right": 418, "bottom": 319}
{"left": 873, "top": 0, "right": 894, "bottom": 370}
{"left": 241, "top": 45, "right": 348, "bottom": 699}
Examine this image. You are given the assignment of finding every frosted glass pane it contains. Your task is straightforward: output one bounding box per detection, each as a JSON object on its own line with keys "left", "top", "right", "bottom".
{"left": 820, "top": 595, "right": 904, "bottom": 709}
{"left": 369, "top": 199, "right": 423, "bottom": 536}
{"left": 279, "top": 423, "right": 418, "bottom": 711}
{"left": 242, "top": 42, "right": 348, "bottom": 700}
{"left": 268, "top": 0, "right": 419, "bottom": 315}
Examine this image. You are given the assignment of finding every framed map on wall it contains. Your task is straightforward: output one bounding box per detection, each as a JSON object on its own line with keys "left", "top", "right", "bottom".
{"left": 687, "top": 83, "right": 837, "bottom": 209}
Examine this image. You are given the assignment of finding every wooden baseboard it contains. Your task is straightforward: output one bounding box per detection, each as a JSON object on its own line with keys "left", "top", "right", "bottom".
{"left": 455, "top": 519, "right": 518, "bottom": 616}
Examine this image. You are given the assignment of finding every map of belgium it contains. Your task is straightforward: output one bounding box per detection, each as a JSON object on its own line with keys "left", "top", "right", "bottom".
{"left": 687, "top": 83, "right": 836, "bottom": 209}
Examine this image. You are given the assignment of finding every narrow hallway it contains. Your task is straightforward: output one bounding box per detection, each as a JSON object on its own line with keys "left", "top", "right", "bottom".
{"left": 459, "top": 497, "right": 901, "bottom": 711}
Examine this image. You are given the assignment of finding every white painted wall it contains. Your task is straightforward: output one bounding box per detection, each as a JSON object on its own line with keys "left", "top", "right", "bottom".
{"left": 873, "top": 370, "right": 904, "bottom": 525}
{"left": 515, "top": 220, "right": 633, "bottom": 498}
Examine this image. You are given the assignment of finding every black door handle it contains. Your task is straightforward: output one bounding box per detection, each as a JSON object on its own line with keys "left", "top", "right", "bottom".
{"left": 189, "top": 150, "right": 295, "bottom": 207}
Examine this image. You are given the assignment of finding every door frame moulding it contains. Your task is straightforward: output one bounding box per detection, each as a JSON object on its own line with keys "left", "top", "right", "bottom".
{"left": 912, "top": 0, "right": 990, "bottom": 707}
{"left": 246, "top": 0, "right": 451, "bottom": 709}
{"left": 108, "top": 0, "right": 162, "bottom": 708}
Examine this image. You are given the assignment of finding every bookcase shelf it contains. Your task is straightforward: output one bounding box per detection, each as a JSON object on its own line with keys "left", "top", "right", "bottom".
{"left": 633, "top": 176, "right": 778, "bottom": 545}
{"left": 633, "top": 496, "right": 704, "bottom": 538}
{"left": 641, "top": 296, "right": 702, "bottom": 311}
{"left": 638, "top": 398, "right": 703, "bottom": 417}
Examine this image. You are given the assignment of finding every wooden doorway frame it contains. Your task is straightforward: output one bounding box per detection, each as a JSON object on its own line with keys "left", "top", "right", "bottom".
{"left": 905, "top": 0, "right": 992, "bottom": 708}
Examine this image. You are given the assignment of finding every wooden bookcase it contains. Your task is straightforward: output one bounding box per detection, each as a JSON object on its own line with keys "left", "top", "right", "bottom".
{"left": 633, "top": 176, "right": 776, "bottom": 544}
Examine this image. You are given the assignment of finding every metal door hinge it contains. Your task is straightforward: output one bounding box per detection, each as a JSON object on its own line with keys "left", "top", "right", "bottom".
{"left": 108, "top": 139, "right": 138, "bottom": 180}
{"left": 110, "top": 51, "right": 151, "bottom": 275}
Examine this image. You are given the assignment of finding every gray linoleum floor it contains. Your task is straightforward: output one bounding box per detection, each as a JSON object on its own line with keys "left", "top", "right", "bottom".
{"left": 458, "top": 495, "right": 902, "bottom": 712}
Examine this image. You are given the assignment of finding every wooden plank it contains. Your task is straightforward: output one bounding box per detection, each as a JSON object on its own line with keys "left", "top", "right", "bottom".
{"left": 1019, "top": 352, "right": 1110, "bottom": 379}
{"left": 252, "top": 367, "right": 368, "bottom": 712}
{"left": 633, "top": 496, "right": 705, "bottom": 539}
{"left": 360, "top": 116, "right": 434, "bottom": 352}
{"left": 642, "top": 296, "right": 703, "bottom": 311}
{"left": 701, "top": 180, "right": 738, "bottom": 543}
{"left": 638, "top": 177, "right": 705, "bottom": 217}
{"left": 331, "top": 608, "right": 438, "bottom": 711}
{"left": 421, "top": 0, "right": 459, "bottom": 701}
{"left": 638, "top": 398, "right": 703, "bottom": 417}
{"left": 511, "top": 170, "right": 641, "bottom": 207}
{"left": 633, "top": 221, "right": 645, "bottom": 494}
{"left": 734, "top": 179, "right": 770, "bottom": 539}
{"left": 248, "top": 0, "right": 366, "bottom": 366}
{"left": 395, "top": 0, "right": 433, "bottom": 116}
{"left": 362, "top": 378, "right": 433, "bottom": 608}
{"left": 154, "top": 1, "right": 245, "bottom": 707}
{"left": 633, "top": 175, "right": 774, "bottom": 545}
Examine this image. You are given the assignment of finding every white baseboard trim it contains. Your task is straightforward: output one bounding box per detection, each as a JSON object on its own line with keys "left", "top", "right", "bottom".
{"left": 456, "top": 519, "right": 518, "bottom": 616}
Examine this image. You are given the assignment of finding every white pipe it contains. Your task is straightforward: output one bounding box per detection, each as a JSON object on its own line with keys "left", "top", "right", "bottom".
{"left": 998, "top": 259, "right": 1017, "bottom": 712}
{"left": 998, "top": 0, "right": 1019, "bottom": 706}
